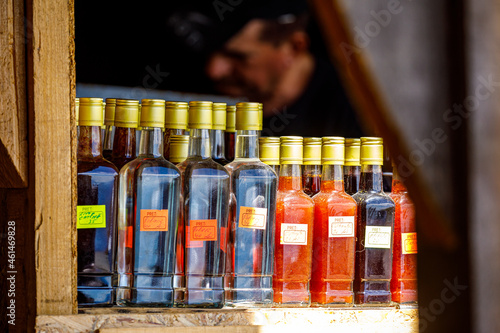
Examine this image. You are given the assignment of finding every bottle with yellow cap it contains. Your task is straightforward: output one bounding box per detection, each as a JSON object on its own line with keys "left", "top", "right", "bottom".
{"left": 259, "top": 136, "right": 280, "bottom": 177}
{"left": 224, "top": 102, "right": 277, "bottom": 308}
{"left": 76, "top": 97, "right": 119, "bottom": 307}
{"left": 211, "top": 102, "right": 230, "bottom": 165}
{"left": 224, "top": 105, "right": 236, "bottom": 162}
{"left": 344, "top": 138, "right": 361, "bottom": 195}
{"left": 176, "top": 101, "right": 230, "bottom": 308}
{"left": 115, "top": 99, "right": 181, "bottom": 307}
{"left": 163, "top": 101, "right": 189, "bottom": 160}
{"left": 102, "top": 98, "right": 117, "bottom": 160}
{"left": 310, "top": 137, "right": 357, "bottom": 307}
{"left": 352, "top": 137, "right": 395, "bottom": 305}
{"left": 302, "top": 137, "right": 322, "bottom": 197}
{"left": 76, "top": 97, "right": 80, "bottom": 138}
{"left": 273, "top": 136, "right": 314, "bottom": 307}
{"left": 168, "top": 135, "right": 189, "bottom": 164}
{"left": 108, "top": 99, "right": 139, "bottom": 170}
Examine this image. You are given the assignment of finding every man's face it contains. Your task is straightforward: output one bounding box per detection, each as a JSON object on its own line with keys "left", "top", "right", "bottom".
{"left": 205, "top": 20, "right": 292, "bottom": 101}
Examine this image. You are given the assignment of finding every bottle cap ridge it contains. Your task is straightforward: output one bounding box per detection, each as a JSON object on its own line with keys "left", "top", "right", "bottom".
{"left": 165, "top": 101, "right": 188, "bottom": 129}
{"left": 280, "top": 136, "right": 303, "bottom": 165}
{"left": 322, "top": 136, "right": 345, "bottom": 165}
{"left": 188, "top": 101, "right": 213, "bottom": 129}
{"left": 141, "top": 99, "right": 166, "bottom": 128}
{"left": 79, "top": 97, "right": 104, "bottom": 126}
{"left": 114, "top": 99, "right": 139, "bottom": 128}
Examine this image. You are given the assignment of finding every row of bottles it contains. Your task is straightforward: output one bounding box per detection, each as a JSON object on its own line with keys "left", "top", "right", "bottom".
{"left": 76, "top": 97, "right": 417, "bottom": 309}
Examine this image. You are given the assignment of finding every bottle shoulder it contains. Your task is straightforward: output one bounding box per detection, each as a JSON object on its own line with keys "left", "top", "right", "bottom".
{"left": 184, "top": 158, "right": 230, "bottom": 178}
{"left": 77, "top": 159, "right": 118, "bottom": 175}
{"left": 228, "top": 160, "right": 278, "bottom": 179}
{"left": 120, "top": 156, "right": 181, "bottom": 177}
{"left": 354, "top": 190, "right": 395, "bottom": 208}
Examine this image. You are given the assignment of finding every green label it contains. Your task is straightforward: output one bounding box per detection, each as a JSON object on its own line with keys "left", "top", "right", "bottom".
{"left": 77, "top": 205, "right": 106, "bottom": 229}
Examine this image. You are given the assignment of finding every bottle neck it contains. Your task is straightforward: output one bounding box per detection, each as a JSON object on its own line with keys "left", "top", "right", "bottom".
{"left": 78, "top": 126, "right": 103, "bottom": 159}
{"left": 359, "top": 164, "right": 383, "bottom": 192}
{"left": 103, "top": 125, "right": 114, "bottom": 151}
{"left": 138, "top": 127, "right": 163, "bottom": 158}
{"left": 391, "top": 165, "right": 408, "bottom": 193}
{"left": 321, "top": 164, "right": 344, "bottom": 191}
{"left": 210, "top": 129, "right": 226, "bottom": 159}
{"left": 235, "top": 130, "right": 259, "bottom": 160}
{"left": 278, "top": 164, "right": 303, "bottom": 191}
{"left": 112, "top": 127, "right": 136, "bottom": 159}
{"left": 188, "top": 128, "right": 211, "bottom": 158}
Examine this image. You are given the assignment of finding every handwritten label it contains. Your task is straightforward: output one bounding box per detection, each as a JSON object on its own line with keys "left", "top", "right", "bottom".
{"left": 77, "top": 205, "right": 106, "bottom": 229}
{"left": 328, "top": 216, "right": 355, "bottom": 237}
{"left": 238, "top": 206, "right": 267, "bottom": 229}
{"left": 189, "top": 219, "right": 218, "bottom": 242}
{"left": 365, "top": 226, "right": 392, "bottom": 249}
{"left": 280, "top": 223, "right": 308, "bottom": 245}
{"left": 186, "top": 226, "right": 203, "bottom": 248}
{"left": 140, "top": 209, "right": 168, "bottom": 232}
{"left": 402, "top": 232, "right": 418, "bottom": 254}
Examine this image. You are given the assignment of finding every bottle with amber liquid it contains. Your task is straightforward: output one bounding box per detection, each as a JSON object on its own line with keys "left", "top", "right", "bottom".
{"left": 353, "top": 137, "right": 395, "bottom": 305}
{"left": 102, "top": 98, "right": 116, "bottom": 160}
{"left": 390, "top": 164, "right": 417, "bottom": 305}
{"left": 77, "top": 98, "right": 119, "bottom": 307}
{"left": 303, "top": 137, "right": 322, "bottom": 197}
{"left": 224, "top": 102, "right": 277, "bottom": 307}
{"left": 311, "top": 137, "right": 357, "bottom": 306}
{"left": 259, "top": 136, "right": 280, "bottom": 177}
{"left": 344, "top": 138, "right": 361, "bottom": 195}
{"left": 115, "top": 99, "right": 181, "bottom": 307}
{"left": 177, "top": 101, "right": 230, "bottom": 308}
{"left": 211, "top": 102, "right": 230, "bottom": 165}
{"left": 273, "top": 136, "right": 315, "bottom": 307}
{"left": 225, "top": 105, "right": 236, "bottom": 162}
{"left": 109, "top": 99, "right": 139, "bottom": 171}
{"left": 164, "top": 101, "right": 188, "bottom": 161}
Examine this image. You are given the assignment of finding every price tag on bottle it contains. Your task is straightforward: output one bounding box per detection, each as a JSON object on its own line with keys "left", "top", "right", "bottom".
{"left": 238, "top": 206, "right": 267, "bottom": 230}
{"left": 140, "top": 209, "right": 168, "bottom": 232}
{"left": 280, "top": 223, "right": 308, "bottom": 245}
{"left": 365, "top": 226, "right": 392, "bottom": 249}
{"left": 402, "top": 232, "right": 418, "bottom": 254}
{"left": 77, "top": 205, "right": 106, "bottom": 229}
{"left": 189, "top": 219, "right": 218, "bottom": 242}
{"left": 328, "top": 216, "right": 355, "bottom": 237}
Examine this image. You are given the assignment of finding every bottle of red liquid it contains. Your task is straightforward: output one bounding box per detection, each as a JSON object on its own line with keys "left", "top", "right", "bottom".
{"left": 311, "top": 137, "right": 357, "bottom": 306}
{"left": 273, "top": 136, "right": 315, "bottom": 307}
{"left": 390, "top": 164, "right": 418, "bottom": 305}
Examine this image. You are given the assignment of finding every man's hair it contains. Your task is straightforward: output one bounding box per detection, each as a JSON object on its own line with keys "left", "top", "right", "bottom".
{"left": 259, "top": 12, "right": 309, "bottom": 46}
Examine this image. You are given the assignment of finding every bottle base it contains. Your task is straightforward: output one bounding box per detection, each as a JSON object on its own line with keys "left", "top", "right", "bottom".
{"left": 224, "top": 287, "right": 273, "bottom": 308}
{"left": 175, "top": 288, "right": 224, "bottom": 308}
{"left": 77, "top": 288, "right": 114, "bottom": 307}
{"left": 115, "top": 287, "right": 174, "bottom": 307}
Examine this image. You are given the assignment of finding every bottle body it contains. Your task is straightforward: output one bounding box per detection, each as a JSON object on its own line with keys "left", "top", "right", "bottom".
{"left": 344, "top": 165, "right": 360, "bottom": 195}
{"left": 303, "top": 165, "right": 321, "bottom": 197}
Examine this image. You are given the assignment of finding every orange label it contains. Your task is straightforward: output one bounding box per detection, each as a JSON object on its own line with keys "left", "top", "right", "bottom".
{"left": 220, "top": 226, "right": 228, "bottom": 252}
{"left": 140, "top": 209, "right": 169, "bottom": 232}
{"left": 402, "top": 232, "right": 418, "bottom": 254}
{"left": 186, "top": 226, "right": 203, "bottom": 248}
{"left": 238, "top": 206, "right": 267, "bottom": 229}
{"left": 189, "top": 219, "right": 218, "bottom": 242}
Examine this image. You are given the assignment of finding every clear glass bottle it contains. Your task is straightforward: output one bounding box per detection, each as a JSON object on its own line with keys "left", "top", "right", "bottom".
{"left": 353, "top": 137, "right": 395, "bottom": 305}
{"left": 259, "top": 136, "right": 280, "bottom": 177}
{"left": 273, "top": 136, "right": 315, "bottom": 307}
{"left": 225, "top": 105, "right": 236, "bottom": 163}
{"left": 169, "top": 134, "right": 189, "bottom": 165}
{"left": 303, "top": 137, "right": 322, "bottom": 197}
{"left": 311, "top": 137, "right": 357, "bottom": 307}
{"left": 344, "top": 138, "right": 361, "bottom": 195}
{"left": 390, "top": 164, "right": 418, "bottom": 305}
{"left": 177, "top": 101, "right": 230, "bottom": 308}
{"left": 76, "top": 98, "right": 119, "bottom": 307}
{"left": 115, "top": 99, "right": 181, "bottom": 307}
{"left": 103, "top": 98, "right": 116, "bottom": 160}
{"left": 211, "top": 102, "right": 229, "bottom": 165}
{"left": 224, "top": 102, "right": 277, "bottom": 308}
{"left": 164, "top": 101, "right": 188, "bottom": 160}
{"left": 109, "top": 99, "right": 139, "bottom": 171}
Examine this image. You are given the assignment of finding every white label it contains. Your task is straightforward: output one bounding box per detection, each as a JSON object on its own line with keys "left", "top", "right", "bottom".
{"left": 280, "top": 223, "right": 308, "bottom": 245}
{"left": 328, "top": 216, "right": 355, "bottom": 238}
{"left": 365, "top": 226, "right": 392, "bottom": 249}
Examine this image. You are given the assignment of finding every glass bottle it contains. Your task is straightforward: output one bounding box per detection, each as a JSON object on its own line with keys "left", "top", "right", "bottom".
{"left": 273, "top": 136, "right": 315, "bottom": 307}
{"left": 259, "top": 136, "right": 280, "bottom": 177}
{"left": 103, "top": 98, "right": 116, "bottom": 160}
{"left": 344, "top": 138, "right": 361, "bottom": 195}
{"left": 76, "top": 97, "right": 80, "bottom": 139}
{"left": 303, "top": 137, "right": 322, "bottom": 197}
{"left": 109, "top": 99, "right": 139, "bottom": 171}
{"left": 169, "top": 134, "right": 189, "bottom": 165}
{"left": 311, "top": 137, "right": 357, "bottom": 307}
{"left": 135, "top": 104, "right": 142, "bottom": 153}
{"left": 164, "top": 101, "right": 188, "bottom": 160}
{"left": 211, "top": 102, "right": 229, "bottom": 165}
{"left": 353, "top": 137, "right": 395, "bottom": 305}
{"left": 76, "top": 98, "right": 119, "bottom": 307}
{"left": 101, "top": 101, "right": 106, "bottom": 147}
{"left": 224, "top": 105, "right": 236, "bottom": 162}
{"left": 224, "top": 102, "right": 277, "bottom": 308}
{"left": 177, "top": 101, "right": 230, "bottom": 308}
{"left": 390, "top": 164, "right": 418, "bottom": 305}
{"left": 115, "top": 99, "right": 181, "bottom": 307}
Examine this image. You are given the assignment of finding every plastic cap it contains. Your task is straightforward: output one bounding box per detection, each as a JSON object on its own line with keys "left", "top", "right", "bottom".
{"left": 115, "top": 99, "right": 139, "bottom": 128}
{"left": 259, "top": 137, "right": 280, "bottom": 165}
{"left": 141, "top": 99, "right": 166, "bottom": 128}
{"left": 360, "top": 137, "right": 384, "bottom": 165}
{"left": 188, "top": 101, "right": 213, "bottom": 129}
{"left": 226, "top": 105, "right": 236, "bottom": 132}
{"left": 79, "top": 97, "right": 104, "bottom": 126}
{"left": 280, "top": 136, "right": 303, "bottom": 165}
{"left": 212, "top": 102, "right": 227, "bottom": 130}
{"left": 104, "top": 98, "right": 116, "bottom": 126}
{"left": 303, "top": 137, "right": 322, "bottom": 165}
{"left": 236, "top": 102, "right": 261, "bottom": 131}
{"left": 165, "top": 101, "right": 188, "bottom": 129}
{"left": 322, "top": 136, "right": 345, "bottom": 165}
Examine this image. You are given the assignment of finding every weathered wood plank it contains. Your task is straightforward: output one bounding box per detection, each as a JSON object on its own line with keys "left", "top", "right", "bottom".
{"left": 0, "top": 0, "right": 28, "bottom": 188}
{"left": 98, "top": 326, "right": 261, "bottom": 333}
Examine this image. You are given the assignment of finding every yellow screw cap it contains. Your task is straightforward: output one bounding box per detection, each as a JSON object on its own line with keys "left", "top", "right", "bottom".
{"left": 141, "top": 99, "right": 166, "bottom": 128}
{"left": 259, "top": 137, "right": 280, "bottom": 165}
{"left": 165, "top": 101, "right": 188, "bottom": 129}
{"left": 360, "top": 137, "right": 384, "bottom": 165}
{"left": 303, "top": 137, "right": 322, "bottom": 165}
{"left": 115, "top": 99, "right": 139, "bottom": 128}
{"left": 280, "top": 136, "right": 303, "bottom": 165}
{"left": 79, "top": 97, "right": 104, "bottom": 126}
{"left": 322, "top": 136, "right": 344, "bottom": 165}
{"left": 188, "top": 101, "right": 213, "bottom": 129}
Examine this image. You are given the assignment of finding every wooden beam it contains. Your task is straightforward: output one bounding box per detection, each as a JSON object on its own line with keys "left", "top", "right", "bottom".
{"left": 25, "top": 0, "right": 77, "bottom": 316}
{"left": 0, "top": 0, "right": 28, "bottom": 188}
